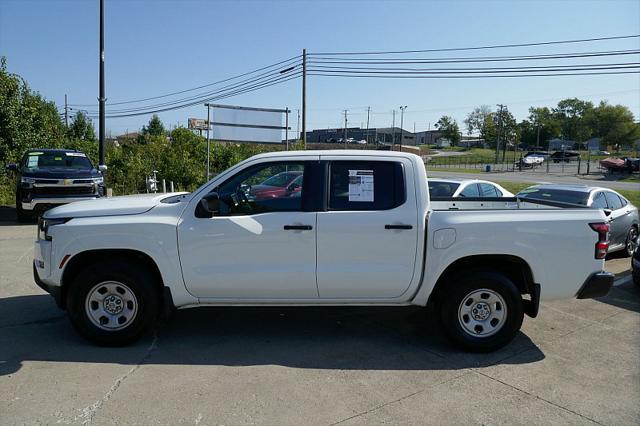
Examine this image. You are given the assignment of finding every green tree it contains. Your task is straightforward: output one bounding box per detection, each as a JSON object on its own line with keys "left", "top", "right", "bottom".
{"left": 482, "top": 113, "right": 497, "bottom": 146}
{"left": 142, "top": 114, "right": 165, "bottom": 137}
{"left": 0, "top": 56, "right": 66, "bottom": 203}
{"left": 67, "top": 110, "right": 96, "bottom": 141}
{"left": 553, "top": 98, "right": 594, "bottom": 142}
{"left": 586, "top": 101, "right": 640, "bottom": 149}
{"left": 528, "top": 106, "right": 561, "bottom": 148}
{"left": 464, "top": 105, "right": 493, "bottom": 141}
{"left": 435, "top": 115, "right": 461, "bottom": 145}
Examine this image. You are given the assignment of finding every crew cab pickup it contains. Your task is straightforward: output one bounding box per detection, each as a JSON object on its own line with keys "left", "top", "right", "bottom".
{"left": 33, "top": 150, "right": 614, "bottom": 351}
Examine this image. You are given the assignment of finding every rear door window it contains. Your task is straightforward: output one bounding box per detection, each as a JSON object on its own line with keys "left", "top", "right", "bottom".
{"left": 591, "top": 192, "right": 608, "bottom": 209}
{"left": 459, "top": 183, "right": 480, "bottom": 197}
{"left": 479, "top": 183, "right": 499, "bottom": 197}
{"left": 604, "top": 192, "right": 624, "bottom": 210}
{"left": 329, "top": 161, "right": 405, "bottom": 211}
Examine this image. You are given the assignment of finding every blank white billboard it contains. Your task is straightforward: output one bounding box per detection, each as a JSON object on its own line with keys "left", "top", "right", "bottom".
{"left": 210, "top": 105, "right": 284, "bottom": 144}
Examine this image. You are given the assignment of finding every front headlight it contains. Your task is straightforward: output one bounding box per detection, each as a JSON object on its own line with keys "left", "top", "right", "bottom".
{"left": 38, "top": 217, "right": 70, "bottom": 241}
{"left": 92, "top": 177, "right": 104, "bottom": 184}
{"left": 21, "top": 177, "right": 36, "bottom": 184}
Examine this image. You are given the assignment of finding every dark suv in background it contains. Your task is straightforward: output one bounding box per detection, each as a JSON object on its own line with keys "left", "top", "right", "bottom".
{"left": 6, "top": 149, "right": 105, "bottom": 221}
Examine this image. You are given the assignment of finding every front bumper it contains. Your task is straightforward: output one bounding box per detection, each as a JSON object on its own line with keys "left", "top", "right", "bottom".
{"left": 576, "top": 272, "right": 614, "bottom": 299}
{"left": 33, "top": 262, "right": 64, "bottom": 308}
{"left": 22, "top": 196, "right": 98, "bottom": 211}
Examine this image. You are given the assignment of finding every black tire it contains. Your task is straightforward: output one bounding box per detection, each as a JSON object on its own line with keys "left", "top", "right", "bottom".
{"left": 624, "top": 227, "right": 638, "bottom": 258}
{"left": 440, "top": 271, "right": 524, "bottom": 352}
{"left": 66, "top": 260, "right": 160, "bottom": 346}
{"left": 15, "top": 190, "right": 32, "bottom": 223}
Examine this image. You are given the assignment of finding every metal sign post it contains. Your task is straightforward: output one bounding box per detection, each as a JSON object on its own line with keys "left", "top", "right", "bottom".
{"left": 285, "top": 108, "right": 289, "bottom": 151}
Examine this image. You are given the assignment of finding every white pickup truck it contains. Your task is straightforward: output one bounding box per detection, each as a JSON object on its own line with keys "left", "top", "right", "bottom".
{"left": 33, "top": 150, "right": 614, "bottom": 351}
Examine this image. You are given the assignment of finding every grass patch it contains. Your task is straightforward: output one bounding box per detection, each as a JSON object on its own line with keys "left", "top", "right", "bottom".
{"left": 618, "top": 189, "right": 640, "bottom": 207}
{"left": 497, "top": 181, "right": 538, "bottom": 194}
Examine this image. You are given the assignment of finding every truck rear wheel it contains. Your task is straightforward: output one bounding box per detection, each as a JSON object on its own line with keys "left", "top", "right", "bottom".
{"left": 66, "top": 260, "right": 160, "bottom": 346}
{"left": 440, "top": 271, "right": 524, "bottom": 352}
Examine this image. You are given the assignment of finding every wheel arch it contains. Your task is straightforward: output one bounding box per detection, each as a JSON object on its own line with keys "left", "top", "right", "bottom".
{"left": 60, "top": 249, "right": 165, "bottom": 310}
{"left": 428, "top": 254, "right": 539, "bottom": 317}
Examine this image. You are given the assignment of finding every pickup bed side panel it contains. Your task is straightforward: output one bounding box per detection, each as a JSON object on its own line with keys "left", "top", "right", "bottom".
{"left": 412, "top": 209, "right": 607, "bottom": 305}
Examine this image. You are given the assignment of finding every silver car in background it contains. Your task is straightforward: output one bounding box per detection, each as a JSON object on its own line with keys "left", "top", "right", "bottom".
{"left": 517, "top": 184, "right": 639, "bottom": 256}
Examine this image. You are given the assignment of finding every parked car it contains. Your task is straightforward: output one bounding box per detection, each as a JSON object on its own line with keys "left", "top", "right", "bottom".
{"left": 248, "top": 170, "right": 303, "bottom": 200}
{"left": 5, "top": 149, "right": 105, "bottom": 222}
{"left": 34, "top": 151, "right": 613, "bottom": 351}
{"left": 632, "top": 234, "right": 639, "bottom": 287}
{"left": 428, "top": 179, "right": 514, "bottom": 198}
{"left": 517, "top": 184, "right": 639, "bottom": 256}
{"left": 525, "top": 150, "right": 550, "bottom": 159}
{"left": 550, "top": 151, "right": 580, "bottom": 163}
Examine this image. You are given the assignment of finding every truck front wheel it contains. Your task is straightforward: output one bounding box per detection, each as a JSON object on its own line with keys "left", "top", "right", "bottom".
{"left": 66, "top": 260, "right": 160, "bottom": 346}
{"left": 440, "top": 271, "right": 524, "bottom": 352}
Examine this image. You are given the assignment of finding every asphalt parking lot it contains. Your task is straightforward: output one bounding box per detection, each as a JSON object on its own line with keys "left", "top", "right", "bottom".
{"left": 1, "top": 212, "right": 639, "bottom": 425}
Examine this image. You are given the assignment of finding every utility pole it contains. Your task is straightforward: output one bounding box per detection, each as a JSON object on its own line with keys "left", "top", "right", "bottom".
{"left": 285, "top": 108, "right": 289, "bottom": 151}
{"left": 343, "top": 109, "right": 348, "bottom": 148}
{"left": 206, "top": 104, "right": 211, "bottom": 181}
{"left": 392, "top": 109, "right": 396, "bottom": 148}
{"left": 302, "top": 49, "right": 307, "bottom": 148}
{"left": 399, "top": 109, "right": 405, "bottom": 151}
{"left": 366, "top": 106, "right": 370, "bottom": 143}
{"left": 64, "top": 94, "right": 69, "bottom": 128}
{"left": 98, "top": 0, "right": 106, "bottom": 167}
{"left": 495, "top": 103, "right": 505, "bottom": 164}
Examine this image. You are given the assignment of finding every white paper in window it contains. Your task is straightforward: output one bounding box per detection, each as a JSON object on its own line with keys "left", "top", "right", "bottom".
{"left": 348, "top": 170, "right": 374, "bottom": 202}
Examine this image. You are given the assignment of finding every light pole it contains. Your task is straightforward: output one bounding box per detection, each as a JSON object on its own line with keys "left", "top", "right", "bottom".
{"left": 98, "top": 0, "right": 106, "bottom": 168}
{"left": 399, "top": 106, "right": 407, "bottom": 152}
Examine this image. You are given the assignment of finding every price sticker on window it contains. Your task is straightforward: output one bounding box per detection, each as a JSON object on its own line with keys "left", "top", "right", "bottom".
{"left": 348, "top": 170, "right": 374, "bottom": 202}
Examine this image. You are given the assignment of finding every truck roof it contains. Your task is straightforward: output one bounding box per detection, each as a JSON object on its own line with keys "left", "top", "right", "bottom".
{"left": 250, "top": 149, "right": 421, "bottom": 160}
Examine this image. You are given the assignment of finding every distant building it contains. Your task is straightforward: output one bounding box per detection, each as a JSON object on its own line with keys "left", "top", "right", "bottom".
{"left": 548, "top": 138, "right": 575, "bottom": 151}
{"left": 305, "top": 127, "right": 416, "bottom": 145}
{"left": 414, "top": 130, "right": 442, "bottom": 146}
{"left": 584, "top": 137, "right": 602, "bottom": 152}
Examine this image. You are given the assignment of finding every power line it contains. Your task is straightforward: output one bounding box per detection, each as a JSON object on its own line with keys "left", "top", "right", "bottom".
{"left": 89, "top": 72, "right": 302, "bottom": 118}
{"left": 309, "top": 70, "right": 640, "bottom": 79}
{"left": 308, "top": 34, "right": 640, "bottom": 56}
{"left": 70, "top": 55, "right": 302, "bottom": 107}
{"left": 88, "top": 64, "right": 301, "bottom": 115}
{"left": 308, "top": 63, "right": 640, "bottom": 74}
{"left": 308, "top": 49, "right": 640, "bottom": 64}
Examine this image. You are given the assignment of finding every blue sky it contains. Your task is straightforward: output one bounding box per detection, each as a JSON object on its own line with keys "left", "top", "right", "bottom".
{"left": 1, "top": 0, "right": 639, "bottom": 136}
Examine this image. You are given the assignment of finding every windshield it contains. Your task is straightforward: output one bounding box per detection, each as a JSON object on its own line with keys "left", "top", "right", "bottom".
{"left": 517, "top": 188, "right": 589, "bottom": 205}
{"left": 428, "top": 181, "right": 460, "bottom": 197}
{"left": 260, "top": 172, "right": 300, "bottom": 187}
{"left": 23, "top": 151, "right": 93, "bottom": 170}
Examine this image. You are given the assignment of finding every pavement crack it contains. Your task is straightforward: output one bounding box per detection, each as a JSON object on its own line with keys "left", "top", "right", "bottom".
{"left": 328, "top": 372, "right": 471, "bottom": 425}
{"left": 0, "top": 315, "right": 66, "bottom": 329}
{"left": 66, "top": 330, "right": 160, "bottom": 425}
{"left": 473, "top": 370, "right": 604, "bottom": 425}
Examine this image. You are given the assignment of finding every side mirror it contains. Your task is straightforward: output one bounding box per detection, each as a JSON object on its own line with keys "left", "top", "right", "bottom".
{"left": 98, "top": 164, "right": 108, "bottom": 172}
{"left": 5, "top": 163, "right": 17, "bottom": 172}
{"left": 603, "top": 208, "right": 612, "bottom": 217}
{"left": 200, "top": 192, "right": 220, "bottom": 214}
